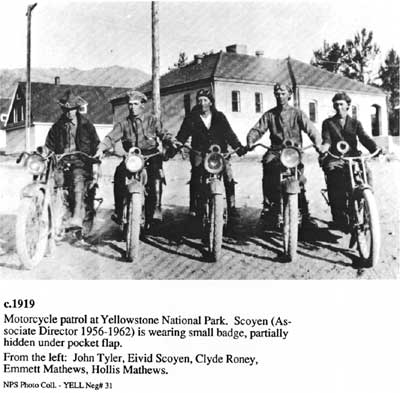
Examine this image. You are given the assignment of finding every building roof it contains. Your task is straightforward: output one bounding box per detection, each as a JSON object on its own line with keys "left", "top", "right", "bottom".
{"left": 138, "top": 50, "right": 384, "bottom": 96}
{"left": 0, "top": 98, "right": 11, "bottom": 129}
{"left": 17, "top": 82, "right": 130, "bottom": 124}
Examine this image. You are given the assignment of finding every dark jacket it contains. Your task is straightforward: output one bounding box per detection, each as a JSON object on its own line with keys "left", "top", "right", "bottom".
{"left": 99, "top": 113, "right": 167, "bottom": 153}
{"left": 322, "top": 114, "right": 378, "bottom": 156}
{"left": 176, "top": 108, "right": 242, "bottom": 153}
{"left": 45, "top": 113, "right": 99, "bottom": 155}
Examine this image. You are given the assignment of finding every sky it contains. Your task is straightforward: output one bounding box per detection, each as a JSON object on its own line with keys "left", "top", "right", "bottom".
{"left": 0, "top": 0, "right": 399, "bottom": 75}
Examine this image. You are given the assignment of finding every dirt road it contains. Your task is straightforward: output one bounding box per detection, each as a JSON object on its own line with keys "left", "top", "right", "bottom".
{"left": 0, "top": 153, "right": 398, "bottom": 279}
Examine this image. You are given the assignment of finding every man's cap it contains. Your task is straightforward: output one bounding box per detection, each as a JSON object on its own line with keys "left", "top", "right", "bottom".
{"left": 127, "top": 90, "right": 147, "bottom": 103}
{"left": 196, "top": 88, "right": 214, "bottom": 105}
{"left": 332, "top": 91, "right": 351, "bottom": 104}
{"left": 58, "top": 90, "right": 87, "bottom": 110}
{"left": 274, "top": 83, "right": 292, "bottom": 95}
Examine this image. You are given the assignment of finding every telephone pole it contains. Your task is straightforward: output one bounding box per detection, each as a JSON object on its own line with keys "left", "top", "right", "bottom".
{"left": 26, "top": 3, "right": 37, "bottom": 151}
{"left": 151, "top": 2, "right": 161, "bottom": 123}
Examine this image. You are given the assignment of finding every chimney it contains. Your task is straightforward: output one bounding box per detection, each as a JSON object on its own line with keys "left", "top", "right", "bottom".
{"left": 54, "top": 76, "right": 60, "bottom": 85}
{"left": 194, "top": 54, "right": 204, "bottom": 64}
{"left": 225, "top": 44, "right": 247, "bottom": 55}
{"left": 255, "top": 50, "right": 264, "bottom": 57}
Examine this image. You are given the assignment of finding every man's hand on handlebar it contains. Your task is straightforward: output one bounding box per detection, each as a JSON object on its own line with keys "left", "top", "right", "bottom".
{"left": 94, "top": 148, "right": 104, "bottom": 160}
{"left": 236, "top": 145, "right": 248, "bottom": 157}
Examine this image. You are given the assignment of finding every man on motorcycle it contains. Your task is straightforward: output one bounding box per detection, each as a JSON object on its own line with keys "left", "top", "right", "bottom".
{"left": 320, "top": 91, "right": 382, "bottom": 230}
{"left": 246, "top": 83, "right": 327, "bottom": 228}
{"left": 95, "top": 90, "right": 172, "bottom": 227}
{"left": 45, "top": 90, "right": 100, "bottom": 229}
{"left": 174, "top": 88, "right": 247, "bottom": 222}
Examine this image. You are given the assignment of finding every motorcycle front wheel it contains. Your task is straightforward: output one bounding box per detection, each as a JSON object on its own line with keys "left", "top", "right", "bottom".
{"left": 208, "top": 193, "right": 223, "bottom": 262}
{"left": 16, "top": 192, "right": 50, "bottom": 269}
{"left": 126, "top": 193, "right": 142, "bottom": 262}
{"left": 283, "top": 194, "right": 298, "bottom": 262}
{"left": 355, "top": 188, "right": 380, "bottom": 267}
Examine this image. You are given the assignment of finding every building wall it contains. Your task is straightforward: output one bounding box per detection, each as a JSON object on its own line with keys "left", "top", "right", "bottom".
{"left": 214, "top": 80, "right": 275, "bottom": 144}
{"left": 0, "top": 130, "right": 5, "bottom": 150}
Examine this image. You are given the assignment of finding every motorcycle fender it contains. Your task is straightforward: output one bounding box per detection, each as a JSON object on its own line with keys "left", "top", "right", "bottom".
{"left": 127, "top": 180, "right": 144, "bottom": 194}
{"left": 209, "top": 179, "right": 224, "bottom": 195}
{"left": 20, "top": 183, "right": 45, "bottom": 198}
{"left": 282, "top": 178, "right": 300, "bottom": 194}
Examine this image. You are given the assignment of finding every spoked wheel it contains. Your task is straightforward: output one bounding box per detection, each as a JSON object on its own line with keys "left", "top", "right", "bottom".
{"left": 354, "top": 189, "right": 380, "bottom": 267}
{"left": 126, "top": 193, "right": 142, "bottom": 262}
{"left": 208, "top": 193, "right": 224, "bottom": 262}
{"left": 283, "top": 194, "right": 298, "bottom": 262}
{"left": 16, "top": 192, "right": 50, "bottom": 269}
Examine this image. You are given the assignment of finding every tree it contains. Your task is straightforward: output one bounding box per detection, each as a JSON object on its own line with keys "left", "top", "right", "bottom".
{"left": 341, "top": 28, "right": 380, "bottom": 83}
{"left": 311, "top": 40, "right": 344, "bottom": 73}
{"left": 311, "top": 28, "right": 380, "bottom": 84}
{"left": 174, "top": 52, "right": 188, "bottom": 69}
{"left": 379, "top": 49, "right": 399, "bottom": 135}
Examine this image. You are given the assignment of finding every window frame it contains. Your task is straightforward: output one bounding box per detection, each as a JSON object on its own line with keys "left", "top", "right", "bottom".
{"left": 255, "top": 92, "right": 263, "bottom": 113}
{"left": 231, "top": 90, "right": 241, "bottom": 112}
{"left": 309, "top": 100, "right": 317, "bottom": 123}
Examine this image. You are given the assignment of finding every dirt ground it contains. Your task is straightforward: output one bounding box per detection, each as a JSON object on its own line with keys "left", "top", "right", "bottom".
{"left": 0, "top": 152, "right": 398, "bottom": 280}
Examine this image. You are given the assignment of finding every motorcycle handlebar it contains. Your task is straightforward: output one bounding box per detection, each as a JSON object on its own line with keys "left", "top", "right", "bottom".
{"left": 56, "top": 151, "right": 101, "bottom": 164}
{"left": 327, "top": 149, "right": 381, "bottom": 161}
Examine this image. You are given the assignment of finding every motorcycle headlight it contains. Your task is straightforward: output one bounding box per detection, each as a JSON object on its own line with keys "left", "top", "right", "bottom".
{"left": 280, "top": 147, "right": 301, "bottom": 168}
{"left": 204, "top": 152, "right": 224, "bottom": 174}
{"left": 27, "top": 155, "right": 45, "bottom": 175}
{"left": 125, "top": 155, "right": 144, "bottom": 173}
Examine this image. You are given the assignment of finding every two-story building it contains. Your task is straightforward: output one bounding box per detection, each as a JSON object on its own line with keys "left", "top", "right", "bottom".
{"left": 4, "top": 79, "right": 130, "bottom": 154}
{"left": 111, "top": 44, "right": 388, "bottom": 148}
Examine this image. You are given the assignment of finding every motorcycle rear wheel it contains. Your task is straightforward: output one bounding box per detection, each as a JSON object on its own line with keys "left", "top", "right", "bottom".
{"left": 208, "top": 193, "right": 223, "bottom": 262}
{"left": 283, "top": 194, "right": 298, "bottom": 262}
{"left": 355, "top": 188, "right": 380, "bottom": 267}
{"left": 16, "top": 192, "right": 50, "bottom": 269}
{"left": 126, "top": 193, "right": 142, "bottom": 262}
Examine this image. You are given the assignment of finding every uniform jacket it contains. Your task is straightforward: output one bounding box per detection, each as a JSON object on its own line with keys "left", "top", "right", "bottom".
{"left": 176, "top": 108, "right": 242, "bottom": 153}
{"left": 45, "top": 113, "right": 99, "bottom": 155}
{"left": 99, "top": 113, "right": 167, "bottom": 153}
{"left": 322, "top": 114, "right": 378, "bottom": 156}
{"left": 247, "top": 104, "right": 322, "bottom": 151}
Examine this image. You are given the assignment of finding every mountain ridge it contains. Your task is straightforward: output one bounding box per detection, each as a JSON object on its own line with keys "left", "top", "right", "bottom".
{"left": 0, "top": 66, "right": 150, "bottom": 98}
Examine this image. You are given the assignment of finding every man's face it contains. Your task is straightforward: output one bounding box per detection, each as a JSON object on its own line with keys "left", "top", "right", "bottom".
{"left": 129, "top": 100, "right": 144, "bottom": 116}
{"left": 197, "top": 96, "right": 212, "bottom": 114}
{"left": 274, "top": 87, "right": 289, "bottom": 106}
{"left": 62, "top": 107, "right": 78, "bottom": 120}
{"left": 333, "top": 99, "right": 349, "bottom": 117}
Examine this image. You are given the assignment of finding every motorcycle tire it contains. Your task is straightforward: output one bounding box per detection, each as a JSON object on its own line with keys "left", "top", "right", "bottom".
{"left": 208, "top": 193, "right": 223, "bottom": 262}
{"left": 126, "top": 193, "right": 142, "bottom": 262}
{"left": 16, "top": 192, "right": 50, "bottom": 269}
{"left": 355, "top": 188, "right": 380, "bottom": 267}
{"left": 283, "top": 194, "right": 298, "bottom": 262}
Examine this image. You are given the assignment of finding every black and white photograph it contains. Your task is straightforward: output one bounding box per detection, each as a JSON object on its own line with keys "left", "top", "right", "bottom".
{"left": 0, "top": 0, "right": 398, "bottom": 280}
{"left": 0, "top": 2, "right": 399, "bottom": 393}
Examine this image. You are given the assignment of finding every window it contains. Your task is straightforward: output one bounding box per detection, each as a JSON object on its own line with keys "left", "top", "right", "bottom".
{"left": 255, "top": 92, "right": 263, "bottom": 113}
{"left": 184, "top": 94, "right": 191, "bottom": 115}
{"left": 18, "top": 105, "right": 24, "bottom": 122}
{"left": 232, "top": 91, "right": 240, "bottom": 112}
{"left": 309, "top": 101, "right": 317, "bottom": 122}
{"left": 1, "top": 114, "right": 7, "bottom": 123}
{"left": 80, "top": 104, "right": 87, "bottom": 114}
{"left": 351, "top": 105, "right": 358, "bottom": 120}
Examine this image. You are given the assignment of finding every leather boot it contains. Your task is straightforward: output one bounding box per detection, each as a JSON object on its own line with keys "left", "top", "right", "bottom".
{"left": 70, "top": 188, "right": 85, "bottom": 228}
{"left": 152, "top": 179, "right": 163, "bottom": 222}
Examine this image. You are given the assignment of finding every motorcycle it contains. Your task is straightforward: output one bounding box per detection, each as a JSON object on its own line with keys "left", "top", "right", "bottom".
{"left": 321, "top": 141, "right": 381, "bottom": 266}
{"left": 15, "top": 150, "right": 101, "bottom": 269}
{"left": 119, "top": 147, "right": 162, "bottom": 262}
{"left": 249, "top": 140, "right": 308, "bottom": 262}
{"left": 176, "top": 143, "right": 239, "bottom": 262}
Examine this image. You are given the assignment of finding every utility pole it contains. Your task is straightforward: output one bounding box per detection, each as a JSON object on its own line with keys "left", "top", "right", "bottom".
{"left": 26, "top": 3, "right": 37, "bottom": 151}
{"left": 151, "top": 2, "right": 161, "bottom": 124}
